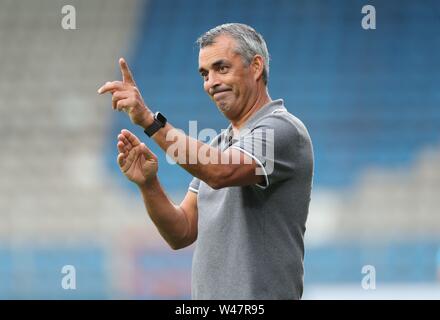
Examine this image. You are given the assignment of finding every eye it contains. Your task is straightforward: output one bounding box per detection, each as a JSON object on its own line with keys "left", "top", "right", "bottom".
{"left": 219, "top": 65, "right": 229, "bottom": 73}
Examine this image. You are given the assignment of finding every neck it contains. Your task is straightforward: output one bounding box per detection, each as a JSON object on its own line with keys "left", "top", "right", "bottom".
{"left": 231, "top": 86, "right": 272, "bottom": 130}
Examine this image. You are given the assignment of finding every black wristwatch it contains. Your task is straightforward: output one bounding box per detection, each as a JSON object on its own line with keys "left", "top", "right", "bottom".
{"left": 144, "top": 112, "right": 167, "bottom": 137}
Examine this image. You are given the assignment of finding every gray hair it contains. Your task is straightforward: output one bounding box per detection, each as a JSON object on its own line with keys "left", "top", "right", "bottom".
{"left": 196, "top": 23, "right": 270, "bottom": 85}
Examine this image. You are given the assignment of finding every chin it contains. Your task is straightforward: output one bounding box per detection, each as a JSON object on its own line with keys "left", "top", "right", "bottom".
{"left": 217, "top": 102, "right": 231, "bottom": 113}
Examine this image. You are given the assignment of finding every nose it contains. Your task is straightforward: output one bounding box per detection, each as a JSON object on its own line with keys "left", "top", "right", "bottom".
{"left": 204, "top": 71, "right": 221, "bottom": 95}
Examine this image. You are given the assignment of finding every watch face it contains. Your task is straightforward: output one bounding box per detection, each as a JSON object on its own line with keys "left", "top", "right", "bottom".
{"left": 156, "top": 112, "right": 167, "bottom": 124}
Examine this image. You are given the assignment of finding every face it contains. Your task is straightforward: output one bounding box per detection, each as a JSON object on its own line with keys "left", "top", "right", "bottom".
{"left": 198, "top": 35, "right": 257, "bottom": 119}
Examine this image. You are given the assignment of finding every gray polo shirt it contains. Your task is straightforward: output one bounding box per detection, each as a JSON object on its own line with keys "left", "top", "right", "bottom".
{"left": 189, "top": 99, "right": 314, "bottom": 300}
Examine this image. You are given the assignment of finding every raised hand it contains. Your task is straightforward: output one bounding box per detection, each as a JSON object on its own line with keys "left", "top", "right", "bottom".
{"left": 117, "top": 129, "right": 158, "bottom": 185}
{"left": 98, "top": 58, "right": 154, "bottom": 128}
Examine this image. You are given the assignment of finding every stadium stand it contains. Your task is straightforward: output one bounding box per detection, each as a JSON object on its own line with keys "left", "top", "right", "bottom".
{"left": 0, "top": 0, "right": 177, "bottom": 299}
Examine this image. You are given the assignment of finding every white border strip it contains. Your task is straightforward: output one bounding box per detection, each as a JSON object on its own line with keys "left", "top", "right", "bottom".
{"left": 230, "top": 146, "right": 269, "bottom": 189}
{"left": 188, "top": 187, "right": 199, "bottom": 194}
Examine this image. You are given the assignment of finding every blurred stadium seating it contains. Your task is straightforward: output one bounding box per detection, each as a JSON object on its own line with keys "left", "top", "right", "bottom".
{"left": 0, "top": 0, "right": 439, "bottom": 299}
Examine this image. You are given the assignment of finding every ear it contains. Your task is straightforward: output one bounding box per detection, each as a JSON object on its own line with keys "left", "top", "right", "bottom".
{"left": 251, "top": 55, "right": 265, "bottom": 82}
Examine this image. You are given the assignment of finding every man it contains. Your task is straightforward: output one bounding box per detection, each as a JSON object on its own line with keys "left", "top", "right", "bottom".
{"left": 98, "top": 23, "right": 314, "bottom": 299}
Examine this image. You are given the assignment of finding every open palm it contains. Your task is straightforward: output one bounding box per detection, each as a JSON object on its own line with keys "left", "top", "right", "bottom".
{"left": 117, "top": 129, "right": 158, "bottom": 185}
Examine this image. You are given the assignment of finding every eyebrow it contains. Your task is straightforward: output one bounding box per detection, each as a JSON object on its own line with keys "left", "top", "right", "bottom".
{"left": 198, "top": 59, "right": 229, "bottom": 74}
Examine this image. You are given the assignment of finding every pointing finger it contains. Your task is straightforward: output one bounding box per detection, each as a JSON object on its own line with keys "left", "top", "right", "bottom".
{"left": 119, "top": 57, "right": 136, "bottom": 85}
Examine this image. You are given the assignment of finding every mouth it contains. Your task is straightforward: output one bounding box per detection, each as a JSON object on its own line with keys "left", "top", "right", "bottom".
{"left": 213, "top": 89, "right": 231, "bottom": 99}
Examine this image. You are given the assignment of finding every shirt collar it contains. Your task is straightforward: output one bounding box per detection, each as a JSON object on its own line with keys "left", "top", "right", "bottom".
{"left": 241, "top": 99, "right": 285, "bottom": 129}
{"left": 224, "top": 99, "right": 285, "bottom": 141}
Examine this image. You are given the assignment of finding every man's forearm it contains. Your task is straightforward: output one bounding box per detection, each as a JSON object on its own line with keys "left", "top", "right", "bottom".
{"left": 150, "top": 123, "right": 238, "bottom": 188}
{"left": 138, "top": 176, "right": 191, "bottom": 249}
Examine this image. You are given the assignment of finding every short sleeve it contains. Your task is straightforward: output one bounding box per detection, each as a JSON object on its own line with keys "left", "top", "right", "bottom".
{"left": 229, "top": 112, "right": 304, "bottom": 189}
{"left": 189, "top": 177, "right": 201, "bottom": 194}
